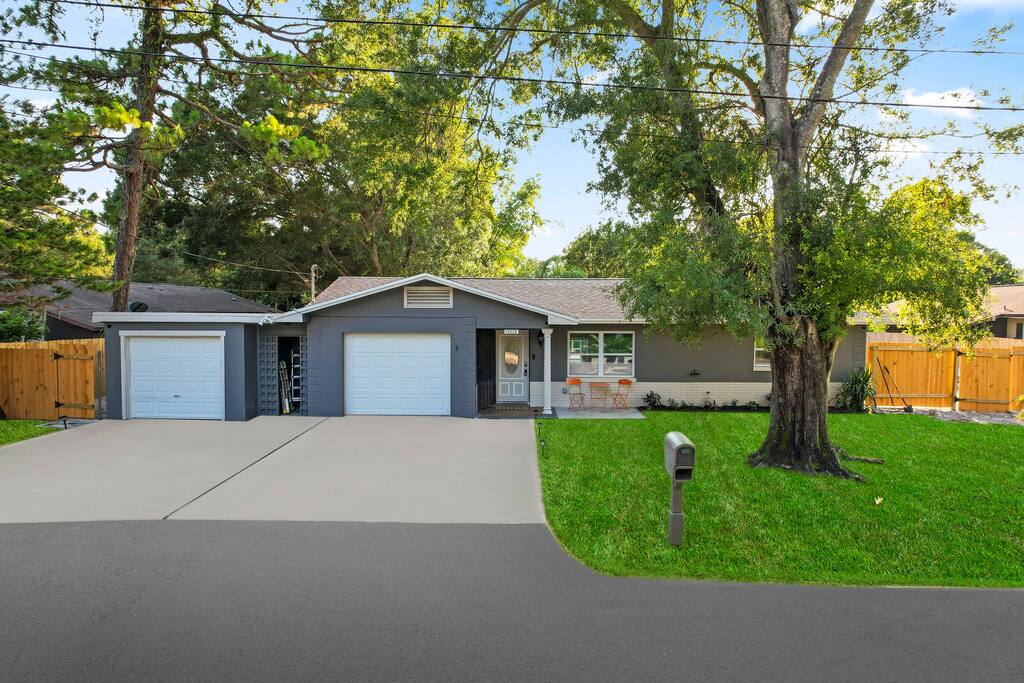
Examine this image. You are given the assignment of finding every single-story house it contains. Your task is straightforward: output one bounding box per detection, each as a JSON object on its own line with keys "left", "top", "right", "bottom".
{"left": 92, "top": 273, "right": 868, "bottom": 421}
{"left": 986, "top": 284, "right": 1024, "bottom": 339}
{"left": 3, "top": 280, "right": 275, "bottom": 340}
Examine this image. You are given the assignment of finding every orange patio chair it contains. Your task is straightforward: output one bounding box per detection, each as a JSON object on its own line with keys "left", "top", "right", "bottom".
{"left": 566, "top": 377, "right": 586, "bottom": 409}
{"left": 611, "top": 378, "right": 633, "bottom": 409}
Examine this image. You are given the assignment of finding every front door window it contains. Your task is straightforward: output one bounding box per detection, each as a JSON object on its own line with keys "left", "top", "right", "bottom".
{"left": 504, "top": 340, "right": 521, "bottom": 375}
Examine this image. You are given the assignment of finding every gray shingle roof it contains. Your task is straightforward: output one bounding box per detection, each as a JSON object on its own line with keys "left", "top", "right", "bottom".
{"left": 3, "top": 280, "right": 277, "bottom": 331}
{"left": 988, "top": 284, "right": 1024, "bottom": 318}
{"left": 314, "top": 276, "right": 628, "bottom": 321}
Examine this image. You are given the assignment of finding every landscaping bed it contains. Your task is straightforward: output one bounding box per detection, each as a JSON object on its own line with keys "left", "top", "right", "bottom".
{"left": 536, "top": 411, "right": 1024, "bottom": 587}
{"left": 0, "top": 420, "right": 57, "bottom": 448}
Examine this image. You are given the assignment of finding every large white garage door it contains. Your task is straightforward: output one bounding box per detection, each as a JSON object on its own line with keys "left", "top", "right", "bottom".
{"left": 126, "top": 336, "right": 225, "bottom": 420}
{"left": 344, "top": 333, "right": 451, "bottom": 415}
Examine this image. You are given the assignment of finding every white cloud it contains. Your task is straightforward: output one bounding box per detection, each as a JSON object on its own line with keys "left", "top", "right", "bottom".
{"left": 795, "top": 4, "right": 883, "bottom": 35}
{"left": 583, "top": 68, "right": 614, "bottom": 85}
{"left": 902, "top": 87, "right": 981, "bottom": 119}
{"left": 796, "top": 10, "right": 824, "bottom": 35}
{"left": 878, "top": 138, "right": 931, "bottom": 161}
{"left": 952, "top": 0, "right": 1024, "bottom": 9}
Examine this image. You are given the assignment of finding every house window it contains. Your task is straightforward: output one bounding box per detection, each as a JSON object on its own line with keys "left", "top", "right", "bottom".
{"left": 404, "top": 286, "right": 453, "bottom": 308}
{"left": 1016, "top": 322, "right": 1023, "bottom": 340}
{"left": 568, "top": 331, "right": 635, "bottom": 377}
{"left": 753, "top": 338, "right": 772, "bottom": 371}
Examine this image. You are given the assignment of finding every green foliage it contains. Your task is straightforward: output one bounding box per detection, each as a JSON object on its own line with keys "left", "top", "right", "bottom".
{"left": 513, "top": 254, "right": 586, "bottom": 278}
{"left": 0, "top": 109, "right": 112, "bottom": 302}
{"left": 562, "top": 221, "right": 632, "bottom": 277}
{"left": 0, "top": 308, "right": 44, "bottom": 342}
{"left": 959, "top": 234, "right": 1022, "bottom": 285}
{"left": 835, "top": 369, "right": 876, "bottom": 413}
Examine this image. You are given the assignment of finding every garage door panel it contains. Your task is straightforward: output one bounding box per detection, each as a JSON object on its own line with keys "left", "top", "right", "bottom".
{"left": 344, "top": 333, "right": 451, "bottom": 415}
{"left": 127, "top": 337, "right": 225, "bottom": 420}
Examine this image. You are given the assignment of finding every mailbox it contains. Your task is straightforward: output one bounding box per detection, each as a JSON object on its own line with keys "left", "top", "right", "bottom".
{"left": 664, "top": 432, "right": 696, "bottom": 482}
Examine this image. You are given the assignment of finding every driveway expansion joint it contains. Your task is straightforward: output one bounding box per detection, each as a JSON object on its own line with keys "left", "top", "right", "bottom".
{"left": 161, "top": 417, "right": 329, "bottom": 520}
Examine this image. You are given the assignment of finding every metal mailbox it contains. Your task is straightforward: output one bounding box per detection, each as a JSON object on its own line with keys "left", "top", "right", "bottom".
{"left": 664, "top": 432, "right": 696, "bottom": 482}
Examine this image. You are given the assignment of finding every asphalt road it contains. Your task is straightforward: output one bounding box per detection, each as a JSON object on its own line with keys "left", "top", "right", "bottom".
{"left": 1, "top": 521, "right": 1022, "bottom": 682}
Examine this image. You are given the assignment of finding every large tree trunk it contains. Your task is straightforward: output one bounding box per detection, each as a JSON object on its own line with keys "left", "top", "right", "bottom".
{"left": 111, "top": 0, "right": 163, "bottom": 312}
{"left": 749, "top": 317, "right": 859, "bottom": 478}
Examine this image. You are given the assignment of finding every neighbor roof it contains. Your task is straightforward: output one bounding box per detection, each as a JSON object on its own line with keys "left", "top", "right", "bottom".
{"left": 987, "top": 284, "right": 1024, "bottom": 318}
{"left": 314, "top": 276, "right": 628, "bottom": 321}
{"left": 4, "top": 280, "right": 276, "bottom": 332}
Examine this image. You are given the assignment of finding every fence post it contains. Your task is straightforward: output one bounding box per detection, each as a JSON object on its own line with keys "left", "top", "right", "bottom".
{"left": 952, "top": 347, "right": 961, "bottom": 412}
{"left": 94, "top": 350, "right": 102, "bottom": 419}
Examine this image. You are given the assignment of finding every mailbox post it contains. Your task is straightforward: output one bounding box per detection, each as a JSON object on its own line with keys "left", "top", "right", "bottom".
{"left": 664, "top": 432, "right": 695, "bottom": 546}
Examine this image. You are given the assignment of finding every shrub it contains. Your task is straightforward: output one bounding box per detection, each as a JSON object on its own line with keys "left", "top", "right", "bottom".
{"left": 0, "top": 308, "right": 44, "bottom": 343}
{"left": 835, "top": 368, "right": 876, "bottom": 413}
{"left": 666, "top": 398, "right": 679, "bottom": 409}
{"left": 641, "top": 391, "right": 663, "bottom": 410}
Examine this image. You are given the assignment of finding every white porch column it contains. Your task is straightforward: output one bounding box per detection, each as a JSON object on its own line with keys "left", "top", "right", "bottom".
{"left": 542, "top": 327, "right": 554, "bottom": 415}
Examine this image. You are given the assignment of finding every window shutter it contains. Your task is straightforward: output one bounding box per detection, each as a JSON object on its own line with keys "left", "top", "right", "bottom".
{"left": 404, "top": 286, "right": 453, "bottom": 308}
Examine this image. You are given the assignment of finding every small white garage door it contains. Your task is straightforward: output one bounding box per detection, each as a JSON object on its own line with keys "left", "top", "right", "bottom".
{"left": 125, "top": 336, "right": 225, "bottom": 420}
{"left": 344, "top": 333, "right": 451, "bottom": 415}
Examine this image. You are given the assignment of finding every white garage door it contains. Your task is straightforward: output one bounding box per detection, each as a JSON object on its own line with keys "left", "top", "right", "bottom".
{"left": 126, "top": 336, "right": 225, "bottom": 420}
{"left": 344, "top": 333, "right": 451, "bottom": 415}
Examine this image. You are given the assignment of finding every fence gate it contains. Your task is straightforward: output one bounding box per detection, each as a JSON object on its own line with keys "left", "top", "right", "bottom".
{"left": 0, "top": 339, "right": 104, "bottom": 420}
{"left": 867, "top": 339, "right": 1024, "bottom": 413}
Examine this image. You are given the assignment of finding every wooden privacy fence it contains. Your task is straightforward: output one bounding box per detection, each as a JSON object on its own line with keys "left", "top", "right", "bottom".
{"left": 867, "top": 338, "right": 1024, "bottom": 413}
{"left": 0, "top": 339, "right": 104, "bottom": 420}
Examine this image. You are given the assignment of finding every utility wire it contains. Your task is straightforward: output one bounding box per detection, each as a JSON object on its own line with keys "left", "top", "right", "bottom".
{"left": 3, "top": 37, "right": 1023, "bottom": 112}
{"left": 44, "top": 0, "right": 1024, "bottom": 57}
{"left": 3, "top": 68, "right": 1021, "bottom": 156}
{"left": 0, "top": 176, "right": 308, "bottom": 276}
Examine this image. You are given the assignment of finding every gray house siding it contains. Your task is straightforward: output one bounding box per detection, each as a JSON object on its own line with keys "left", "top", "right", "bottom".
{"left": 101, "top": 321, "right": 258, "bottom": 421}
{"left": 302, "top": 286, "right": 544, "bottom": 418}
{"left": 45, "top": 317, "right": 101, "bottom": 341}
{"left": 542, "top": 324, "right": 866, "bottom": 384}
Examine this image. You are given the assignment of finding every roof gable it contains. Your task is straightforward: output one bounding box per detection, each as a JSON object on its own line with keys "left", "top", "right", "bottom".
{"left": 282, "top": 274, "right": 582, "bottom": 325}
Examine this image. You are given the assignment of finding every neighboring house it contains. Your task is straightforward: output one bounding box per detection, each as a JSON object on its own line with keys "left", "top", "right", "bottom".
{"left": 93, "top": 273, "right": 868, "bottom": 421}
{"left": 987, "top": 284, "right": 1024, "bottom": 339}
{"left": 870, "top": 284, "right": 1024, "bottom": 339}
{"left": 3, "top": 280, "right": 275, "bottom": 340}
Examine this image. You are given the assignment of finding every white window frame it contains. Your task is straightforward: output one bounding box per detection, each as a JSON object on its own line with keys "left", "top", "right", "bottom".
{"left": 566, "top": 331, "right": 636, "bottom": 378}
{"left": 403, "top": 286, "right": 453, "bottom": 309}
{"left": 753, "top": 338, "right": 772, "bottom": 372}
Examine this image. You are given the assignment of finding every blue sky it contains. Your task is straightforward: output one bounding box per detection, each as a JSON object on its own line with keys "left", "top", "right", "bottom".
{"left": 3, "top": 0, "right": 1023, "bottom": 268}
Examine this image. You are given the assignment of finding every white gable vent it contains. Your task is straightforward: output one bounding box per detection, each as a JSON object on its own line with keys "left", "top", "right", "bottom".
{"left": 404, "top": 286, "right": 453, "bottom": 308}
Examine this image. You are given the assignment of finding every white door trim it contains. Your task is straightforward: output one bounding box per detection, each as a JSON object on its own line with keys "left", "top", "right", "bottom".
{"left": 119, "top": 331, "right": 227, "bottom": 420}
{"left": 496, "top": 331, "right": 528, "bottom": 403}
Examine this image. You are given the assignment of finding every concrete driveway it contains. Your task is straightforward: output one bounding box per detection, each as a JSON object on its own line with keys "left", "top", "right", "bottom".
{"left": 0, "top": 417, "right": 543, "bottom": 524}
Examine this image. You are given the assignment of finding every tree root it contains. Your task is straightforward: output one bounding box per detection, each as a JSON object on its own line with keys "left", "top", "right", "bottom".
{"left": 748, "top": 447, "right": 865, "bottom": 481}
{"left": 834, "top": 446, "right": 885, "bottom": 465}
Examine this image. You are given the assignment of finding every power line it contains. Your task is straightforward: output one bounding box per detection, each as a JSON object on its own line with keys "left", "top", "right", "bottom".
{"left": 3, "top": 69, "right": 1021, "bottom": 157}
{"left": 44, "top": 0, "right": 1024, "bottom": 57}
{"left": 0, "top": 177, "right": 308, "bottom": 276}
{"left": 3, "top": 37, "right": 1023, "bottom": 112}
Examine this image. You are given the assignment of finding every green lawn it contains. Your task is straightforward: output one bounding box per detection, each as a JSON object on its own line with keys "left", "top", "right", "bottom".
{"left": 536, "top": 412, "right": 1024, "bottom": 587}
{"left": 0, "top": 420, "right": 57, "bottom": 447}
